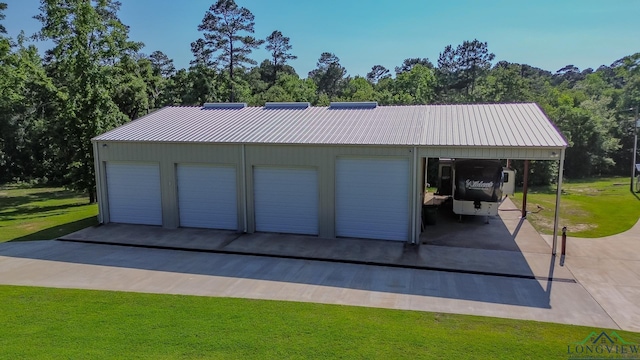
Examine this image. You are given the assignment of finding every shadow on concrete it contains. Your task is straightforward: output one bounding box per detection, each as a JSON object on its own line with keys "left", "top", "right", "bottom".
{"left": 421, "top": 201, "right": 532, "bottom": 252}
{"left": 0, "top": 239, "right": 556, "bottom": 309}
{"left": 417, "top": 199, "right": 561, "bottom": 308}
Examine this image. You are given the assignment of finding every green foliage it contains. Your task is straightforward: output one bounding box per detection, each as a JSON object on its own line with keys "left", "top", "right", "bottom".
{"left": 265, "top": 30, "right": 296, "bottom": 83}
{"left": 112, "top": 55, "right": 151, "bottom": 118}
{"left": 161, "top": 66, "right": 225, "bottom": 106}
{"left": 33, "top": 0, "right": 141, "bottom": 199}
{"left": 149, "top": 50, "right": 176, "bottom": 78}
{"left": 0, "top": 31, "right": 58, "bottom": 184}
{"left": 393, "top": 64, "right": 437, "bottom": 104}
{"left": 395, "top": 57, "right": 433, "bottom": 74}
{"left": 343, "top": 76, "right": 376, "bottom": 101}
{"left": 366, "top": 64, "right": 390, "bottom": 83}
{"left": 276, "top": 74, "right": 317, "bottom": 102}
{"left": 476, "top": 62, "right": 532, "bottom": 102}
{"left": 510, "top": 160, "right": 558, "bottom": 186}
{"left": 542, "top": 85, "right": 621, "bottom": 178}
{"left": 2, "top": 285, "right": 637, "bottom": 359}
{"left": 437, "top": 39, "right": 495, "bottom": 102}
{"left": 308, "top": 52, "right": 347, "bottom": 98}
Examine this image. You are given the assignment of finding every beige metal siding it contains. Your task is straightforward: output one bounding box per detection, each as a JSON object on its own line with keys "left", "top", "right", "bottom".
{"left": 244, "top": 145, "right": 413, "bottom": 238}
{"left": 95, "top": 142, "right": 415, "bottom": 240}
{"left": 95, "top": 142, "right": 243, "bottom": 228}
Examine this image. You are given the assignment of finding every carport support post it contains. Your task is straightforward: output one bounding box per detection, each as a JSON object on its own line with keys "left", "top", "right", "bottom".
{"left": 631, "top": 106, "right": 638, "bottom": 193}
{"left": 521, "top": 160, "right": 530, "bottom": 218}
{"left": 552, "top": 149, "right": 565, "bottom": 256}
{"left": 92, "top": 141, "right": 104, "bottom": 223}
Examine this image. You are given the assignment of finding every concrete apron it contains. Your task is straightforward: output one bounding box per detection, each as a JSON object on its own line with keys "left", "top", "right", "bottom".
{"left": 59, "top": 198, "right": 570, "bottom": 281}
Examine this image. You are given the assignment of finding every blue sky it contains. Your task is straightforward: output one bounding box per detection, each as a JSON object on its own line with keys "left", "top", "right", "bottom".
{"left": 4, "top": 0, "right": 640, "bottom": 77}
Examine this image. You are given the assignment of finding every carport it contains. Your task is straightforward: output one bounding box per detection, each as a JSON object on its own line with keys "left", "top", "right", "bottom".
{"left": 409, "top": 104, "right": 567, "bottom": 254}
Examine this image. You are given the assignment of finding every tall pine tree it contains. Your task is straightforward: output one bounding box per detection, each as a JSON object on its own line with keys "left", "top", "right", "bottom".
{"left": 193, "top": 0, "right": 263, "bottom": 102}
{"left": 265, "top": 30, "right": 296, "bottom": 84}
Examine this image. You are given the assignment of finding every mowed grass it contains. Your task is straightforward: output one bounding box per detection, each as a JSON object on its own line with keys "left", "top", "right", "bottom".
{"left": 510, "top": 177, "right": 640, "bottom": 238}
{"left": 1, "top": 285, "right": 638, "bottom": 359}
{"left": 0, "top": 185, "right": 97, "bottom": 242}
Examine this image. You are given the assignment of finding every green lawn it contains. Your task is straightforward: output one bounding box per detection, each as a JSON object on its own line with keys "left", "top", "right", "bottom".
{"left": 0, "top": 185, "right": 97, "bottom": 242}
{"left": 510, "top": 177, "right": 640, "bottom": 238}
{"left": 0, "top": 285, "right": 637, "bottom": 359}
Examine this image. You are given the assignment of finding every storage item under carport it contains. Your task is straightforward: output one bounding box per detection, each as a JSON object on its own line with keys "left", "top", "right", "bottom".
{"left": 422, "top": 204, "right": 438, "bottom": 225}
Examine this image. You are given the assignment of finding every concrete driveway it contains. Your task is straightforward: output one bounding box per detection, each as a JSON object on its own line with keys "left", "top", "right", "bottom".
{"left": 0, "top": 239, "right": 622, "bottom": 330}
{"left": 543, "top": 218, "right": 640, "bottom": 332}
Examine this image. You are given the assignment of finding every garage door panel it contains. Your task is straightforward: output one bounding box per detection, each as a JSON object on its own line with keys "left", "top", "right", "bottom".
{"left": 106, "top": 162, "right": 162, "bottom": 225}
{"left": 336, "top": 158, "right": 409, "bottom": 241}
{"left": 254, "top": 167, "right": 318, "bottom": 235}
{"left": 177, "top": 164, "right": 237, "bottom": 230}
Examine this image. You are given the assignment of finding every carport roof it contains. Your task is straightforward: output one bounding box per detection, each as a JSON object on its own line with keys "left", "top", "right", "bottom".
{"left": 92, "top": 103, "right": 567, "bottom": 148}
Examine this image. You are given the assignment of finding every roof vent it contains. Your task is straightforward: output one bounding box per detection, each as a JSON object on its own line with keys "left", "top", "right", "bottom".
{"left": 264, "top": 102, "right": 310, "bottom": 109}
{"left": 203, "top": 103, "right": 247, "bottom": 109}
{"left": 329, "top": 101, "right": 377, "bottom": 109}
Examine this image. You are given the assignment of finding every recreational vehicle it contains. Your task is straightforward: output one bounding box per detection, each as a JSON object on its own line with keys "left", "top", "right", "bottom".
{"left": 437, "top": 159, "right": 515, "bottom": 218}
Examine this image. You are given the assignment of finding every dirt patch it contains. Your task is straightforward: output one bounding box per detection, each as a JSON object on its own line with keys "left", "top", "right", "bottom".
{"left": 564, "top": 223, "right": 597, "bottom": 233}
{"left": 530, "top": 213, "right": 596, "bottom": 234}
{"left": 17, "top": 222, "right": 41, "bottom": 231}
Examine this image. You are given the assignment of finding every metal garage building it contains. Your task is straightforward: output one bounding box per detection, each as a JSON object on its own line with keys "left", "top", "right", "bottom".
{"left": 92, "top": 102, "right": 568, "bottom": 244}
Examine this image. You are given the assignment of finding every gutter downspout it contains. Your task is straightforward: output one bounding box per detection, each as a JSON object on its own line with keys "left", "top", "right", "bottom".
{"left": 242, "top": 144, "right": 248, "bottom": 233}
{"left": 552, "top": 149, "right": 565, "bottom": 255}
{"left": 411, "top": 146, "right": 418, "bottom": 244}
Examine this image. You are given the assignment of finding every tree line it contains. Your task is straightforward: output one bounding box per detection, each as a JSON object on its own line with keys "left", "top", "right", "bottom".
{"left": 1, "top": 0, "right": 639, "bottom": 199}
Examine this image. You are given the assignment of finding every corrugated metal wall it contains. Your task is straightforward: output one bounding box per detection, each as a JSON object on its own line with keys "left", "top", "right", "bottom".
{"left": 94, "top": 141, "right": 418, "bottom": 240}
{"left": 245, "top": 144, "right": 415, "bottom": 238}
{"left": 95, "top": 142, "right": 243, "bottom": 229}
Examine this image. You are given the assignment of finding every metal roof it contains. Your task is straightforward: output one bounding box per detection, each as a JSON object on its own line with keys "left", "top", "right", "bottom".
{"left": 92, "top": 103, "right": 567, "bottom": 148}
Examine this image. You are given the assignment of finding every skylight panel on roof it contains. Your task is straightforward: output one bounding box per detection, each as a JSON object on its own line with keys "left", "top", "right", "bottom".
{"left": 203, "top": 103, "right": 247, "bottom": 109}
{"left": 264, "top": 102, "right": 310, "bottom": 109}
{"left": 329, "top": 102, "right": 378, "bottom": 109}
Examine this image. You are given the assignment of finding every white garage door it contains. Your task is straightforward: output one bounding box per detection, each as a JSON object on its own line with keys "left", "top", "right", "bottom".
{"left": 254, "top": 167, "right": 318, "bottom": 235}
{"left": 336, "top": 157, "right": 410, "bottom": 241}
{"left": 106, "top": 162, "right": 162, "bottom": 225}
{"left": 177, "top": 164, "right": 237, "bottom": 230}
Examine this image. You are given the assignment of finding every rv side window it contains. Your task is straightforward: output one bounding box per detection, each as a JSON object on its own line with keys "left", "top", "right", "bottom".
{"left": 503, "top": 172, "right": 509, "bottom": 182}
